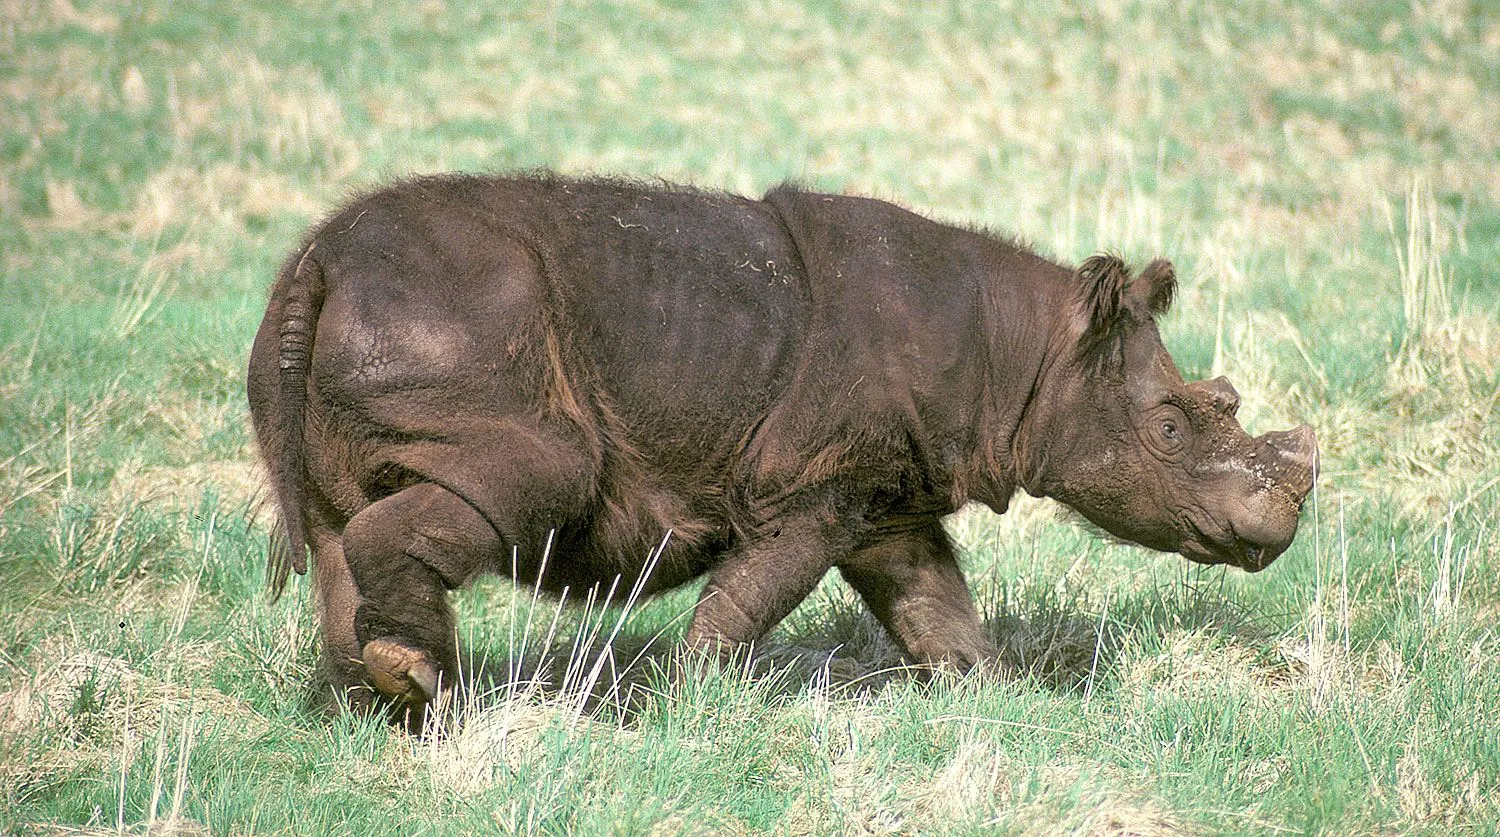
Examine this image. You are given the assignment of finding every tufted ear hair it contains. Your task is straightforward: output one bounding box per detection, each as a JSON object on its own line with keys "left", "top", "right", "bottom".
{"left": 1134, "top": 258, "right": 1176, "bottom": 315}
{"left": 1075, "top": 254, "right": 1132, "bottom": 356}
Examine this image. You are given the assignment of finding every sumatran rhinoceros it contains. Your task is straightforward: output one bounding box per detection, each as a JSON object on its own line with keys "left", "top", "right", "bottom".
{"left": 247, "top": 173, "right": 1317, "bottom": 717}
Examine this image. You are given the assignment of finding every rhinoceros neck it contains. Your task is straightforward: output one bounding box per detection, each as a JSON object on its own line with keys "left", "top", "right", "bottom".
{"left": 760, "top": 187, "right": 1079, "bottom": 515}
{"left": 958, "top": 234, "right": 1078, "bottom": 512}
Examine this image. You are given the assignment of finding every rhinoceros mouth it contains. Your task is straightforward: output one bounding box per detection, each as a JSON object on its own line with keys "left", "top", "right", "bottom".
{"left": 1179, "top": 517, "right": 1278, "bottom": 573}
{"left": 1179, "top": 539, "right": 1272, "bottom": 572}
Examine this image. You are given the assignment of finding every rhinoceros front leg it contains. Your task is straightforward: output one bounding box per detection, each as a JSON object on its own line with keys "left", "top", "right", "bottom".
{"left": 837, "top": 519, "right": 995, "bottom": 673}
{"left": 341, "top": 482, "right": 501, "bottom": 724}
{"left": 684, "top": 514, "right": 854, "bottom": 660}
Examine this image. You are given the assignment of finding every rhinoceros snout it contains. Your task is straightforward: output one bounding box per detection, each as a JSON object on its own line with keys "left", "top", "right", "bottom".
{"left": 1225, "top": 424, "right": 1317, "bottom": 571}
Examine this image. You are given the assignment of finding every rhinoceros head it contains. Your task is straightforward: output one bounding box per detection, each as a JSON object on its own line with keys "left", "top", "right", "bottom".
{"left": 1016, "top": 255, "right": 1317, "bottom": 572}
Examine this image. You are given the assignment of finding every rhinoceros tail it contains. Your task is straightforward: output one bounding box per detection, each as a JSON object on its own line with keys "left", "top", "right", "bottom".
{"left": 267, "top": 242, "right": 324, "bottom": 598}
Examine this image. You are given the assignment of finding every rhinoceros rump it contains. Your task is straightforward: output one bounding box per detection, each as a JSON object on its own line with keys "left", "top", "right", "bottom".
{"left": 247, "top": 173, "right": 1317, "bottom": 718}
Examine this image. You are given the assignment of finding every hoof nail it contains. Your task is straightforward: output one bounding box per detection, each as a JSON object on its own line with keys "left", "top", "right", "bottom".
{"left": 362, "top": 639, "right": 441, "bottom": 704}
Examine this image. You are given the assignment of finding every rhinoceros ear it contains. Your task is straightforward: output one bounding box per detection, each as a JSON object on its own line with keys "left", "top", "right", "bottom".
{"left": 1075, "top": 254, "right": 1131, "bottom": 354}
{"left": 1134, "top": 258, "right": 1176, "bottom": 315}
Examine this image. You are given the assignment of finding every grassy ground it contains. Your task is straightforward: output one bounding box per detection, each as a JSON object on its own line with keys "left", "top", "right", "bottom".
{"left": 2, "top": 0, "right": 1498, "bottom": 832}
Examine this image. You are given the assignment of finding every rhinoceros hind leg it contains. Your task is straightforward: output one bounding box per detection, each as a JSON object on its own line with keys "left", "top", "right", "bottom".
{"left": 837, "top": 520, "right": 997, "bottom": 675}
{"left": 307, "top": 529, "right": 374, "bottom": 711}
{"left": 341, "top": 482, "right": 502, "bottom": 713}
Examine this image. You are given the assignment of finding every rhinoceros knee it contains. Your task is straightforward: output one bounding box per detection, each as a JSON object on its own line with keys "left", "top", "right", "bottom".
{"left": 343, "top": 483, "right": 501, "bottom": 591}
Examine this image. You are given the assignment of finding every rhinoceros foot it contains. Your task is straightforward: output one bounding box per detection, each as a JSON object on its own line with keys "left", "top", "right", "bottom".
{"left": 362, "top": 638, "right": 441, "bottom": 705}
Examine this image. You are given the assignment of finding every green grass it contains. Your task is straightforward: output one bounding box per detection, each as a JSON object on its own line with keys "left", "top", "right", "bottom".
{"left": 3, "top": 0, "right": 1498, "bottom": 832}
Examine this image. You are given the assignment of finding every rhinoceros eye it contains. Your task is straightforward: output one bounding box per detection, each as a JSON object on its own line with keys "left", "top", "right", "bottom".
{"left": 1144, "top": 405, "right": 1189, "bottom": 459}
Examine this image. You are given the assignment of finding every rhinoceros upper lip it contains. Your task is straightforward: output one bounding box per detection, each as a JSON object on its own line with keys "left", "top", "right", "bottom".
{"left": 1181, "top": 539, "right": 1268, "bottom": 572}
{"left": 1181, "top": 514, "right": 1266, "bottom": 570}
{"left": 1181, "top": 540, "right": 1232, "bottom": 565}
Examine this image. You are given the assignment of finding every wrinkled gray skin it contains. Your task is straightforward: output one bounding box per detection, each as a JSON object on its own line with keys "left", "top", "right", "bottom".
{"left": 246, "top": 174, "right": 1317, "bottom": 726}
{"left": 1015, "top": 257, "right": 1317, "bottom": 573}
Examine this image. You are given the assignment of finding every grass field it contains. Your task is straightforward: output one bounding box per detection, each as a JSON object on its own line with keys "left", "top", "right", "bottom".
{"left": 2, "top": 0, "right": 1498, "bottom": 833}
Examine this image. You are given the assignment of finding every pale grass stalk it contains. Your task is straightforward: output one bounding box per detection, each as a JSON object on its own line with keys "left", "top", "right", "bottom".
{"left": 134, "top": 544, "right": 210, "bottom": 818}
{"left": 147, "top": 702, "right": 169, "bottom": 827}
{"left": 1383, "top": 176, "right": 1459, "bottom": 396}
{"left": 98, "top": 506, "right": 131, "bottom": 577}
{"left": 166, "top": 543, "right": 206, "bottom": 674}
{"left": 498, "top": 535, "right": 564, "bottom": 709}
{"left": 569, "top": 530, "right": 671, "bottom": 723}
{"left": 1213, "top": 285, "right": 1227, "bottom": 379}
{"left": 832, "top": 663, "right": 927, "bottom": 696}
{"left": 1306, "top": 473, "right": 1333, "bottom": 708}
{"left": 1271, "top": 311, "right": 1330, "bottom": 392}
{"left": 1081, "top": 590, "right": 1110, "bottom": 711}
{"left": 507, "top": 531, "right": 554, "bottom": 693}
{"left": 112, "top": 266, "right": 177, "bottom": 337}
{"left": 522, "top": 529, "right": 557, "bottom": 665}
{"left": 1453, "top": 472, "right": 1500, "bottom": 517}
{"left": 555, "top": 586, "right": 598, "bottom": 695}
{"left": 425, "top": 617, "right": 510, "bottom": 741}
{"left": 1426, "top": 510, "right": 1474, "bottom": 622}
{"left": 117, "top": 695, "right": 131, "bottom": 831}
{"left": 507, "top": 546, "right": 520, "bottom": 690}
{"left": 603, "top": 600, "right": 696, "bottom": 711}
{"left": 135, "top": 700, "right": 202, "bottom": 830}
{"left": 0, "top": 435, "right": 57, "bottom": 476}
{"left": 560, "top": 576, "right": 619, "bottom": 698}
{"left": 1340, "top": 500, "right": 1350, "bottom": 659}
{"left": 1456, "top": 519, "right": 1478, "bottom": 613}
{"left": 21, "top": 309, "right": 46, "bottom": 380}
{"left": 515, "top": 587, "right": 571, "bottom": 702}
{"left": 111, "top": 227, "right": 178, "bottom": 338}
{"left": 51, "top": 496, "right": 78, "bottom": 571}
{"left": 64, "top": 403, "right": 74, "bottom": 495}
{"left": 532, "top": 589, "right": 572, "bottom": 685}
{"left": 1395, "top": 178, "right": 1451, "bottom": 340}
{"left": 1430, "top": 515, "right": 1453, "bottom": 622}
{"left": 0, "top": 467, "right": 63, "bottom": 518}
{"left": 166, "top": 710, "right": 197, "bottom": 826}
